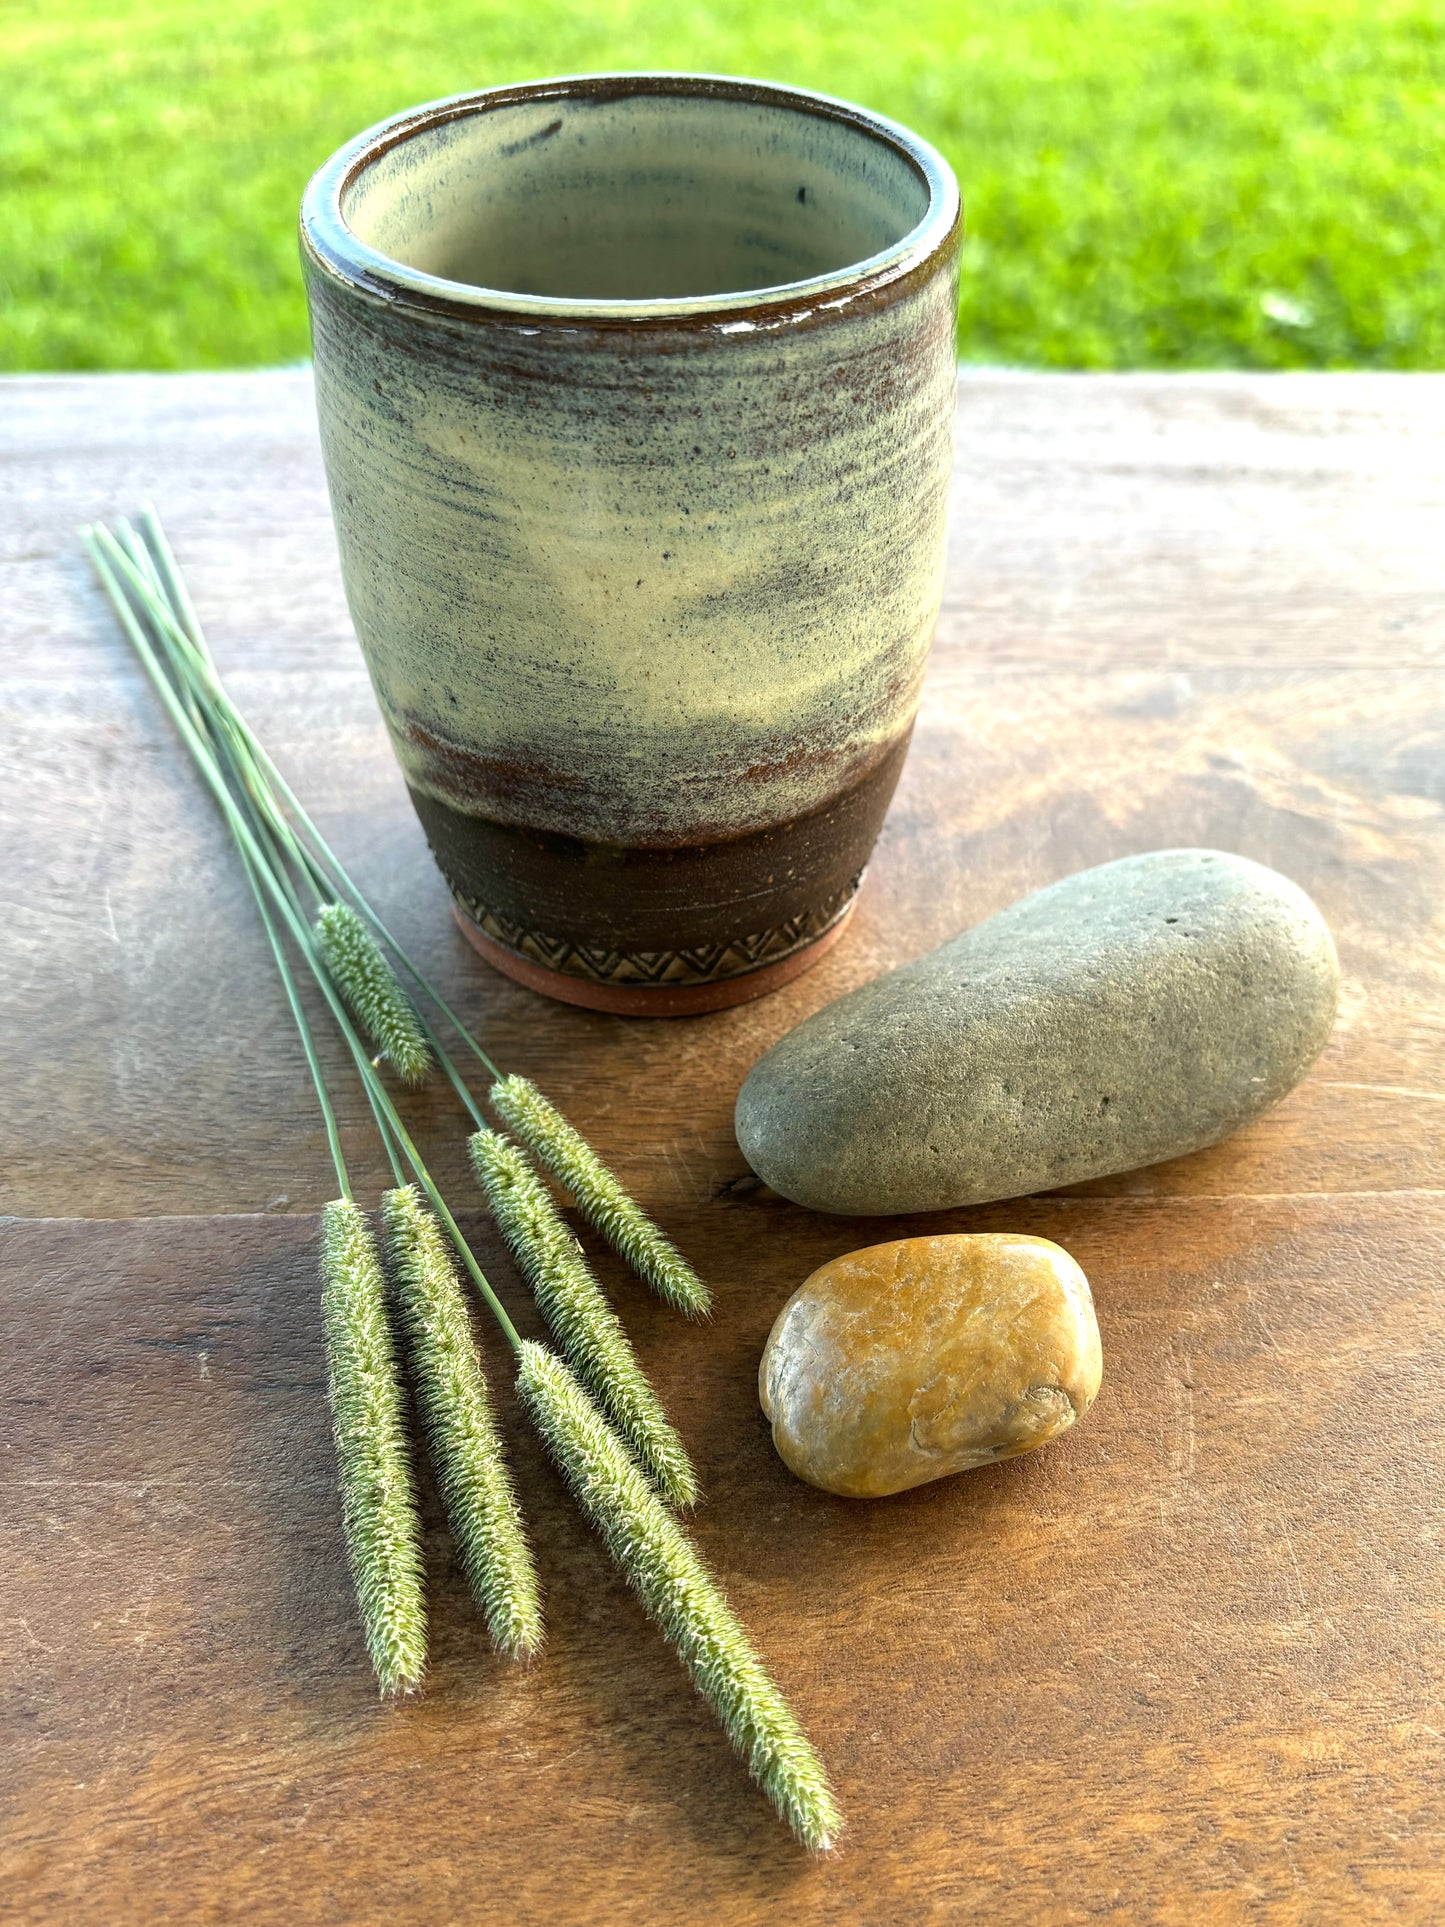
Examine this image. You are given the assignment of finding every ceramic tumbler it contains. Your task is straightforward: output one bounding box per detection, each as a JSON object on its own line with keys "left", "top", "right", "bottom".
{"left": 301, "top": 74, "right": 960, "bottom": 1014}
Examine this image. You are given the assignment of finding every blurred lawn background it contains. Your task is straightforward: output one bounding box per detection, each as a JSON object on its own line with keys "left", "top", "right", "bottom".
{"left": 3, "top": 0, "right": 1441, "bottom": 371}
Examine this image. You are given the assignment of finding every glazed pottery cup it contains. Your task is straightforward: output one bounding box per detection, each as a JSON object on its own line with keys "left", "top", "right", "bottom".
{"left": 301, "top": 74, "right": 961, "bottom": 1015}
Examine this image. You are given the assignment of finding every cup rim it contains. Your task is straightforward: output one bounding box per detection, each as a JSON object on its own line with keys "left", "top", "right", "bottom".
{"left": 300, "top": 71, "right": 961, "bottom": 326}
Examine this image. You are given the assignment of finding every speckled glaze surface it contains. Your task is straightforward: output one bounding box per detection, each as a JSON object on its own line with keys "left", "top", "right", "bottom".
{"left": 301, "top": 75, "right": 961, "bottom": 1011}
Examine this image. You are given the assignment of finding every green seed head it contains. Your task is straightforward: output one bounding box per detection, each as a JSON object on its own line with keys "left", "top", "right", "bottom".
{"left": 471, "top": 1129, "right": 699, "bottom": 1509}
{"left": 315, "top": 903, "right": 432, "bottom": 1086}
{"left": 382, "top": 1184, "right": 543, "bottom": 1660}
{"left": 319, "top": 1198, "right": 427, "bottom": 1695}
{"left": 517, "top": 1342, "right": 840, "bottom": 1851}
{"left": 489, "top": 1076, "right": 711, "bottom": 1318}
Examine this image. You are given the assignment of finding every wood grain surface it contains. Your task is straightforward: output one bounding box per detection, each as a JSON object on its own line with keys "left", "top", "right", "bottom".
{"left": 3, "top": 371, "right": 1444, "bottom": 1922}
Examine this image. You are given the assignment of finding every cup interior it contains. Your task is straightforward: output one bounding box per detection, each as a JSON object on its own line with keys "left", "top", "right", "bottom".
{"left": 340, "top": 83, "right": 934, "bottom": 303}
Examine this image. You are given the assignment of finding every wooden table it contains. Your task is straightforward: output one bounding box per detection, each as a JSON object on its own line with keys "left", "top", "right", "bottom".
{"left": 4, "top": 371, "right": 1443, "bottom": 1923}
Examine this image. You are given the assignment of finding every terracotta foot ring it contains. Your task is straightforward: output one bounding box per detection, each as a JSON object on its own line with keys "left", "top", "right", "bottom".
{"left": 452, "top": 900, "right": 856, "bottom": 1017}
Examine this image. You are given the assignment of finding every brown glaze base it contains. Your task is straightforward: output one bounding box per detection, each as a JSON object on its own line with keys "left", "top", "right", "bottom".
{"left": 417, "top": 727, "right": 909, "bottom": 1010}
{"left": 408, "top": 724, "right": 909, "bottom": 940}
{"left": 454, "top": 897, "right": 856, "bottom": 1015}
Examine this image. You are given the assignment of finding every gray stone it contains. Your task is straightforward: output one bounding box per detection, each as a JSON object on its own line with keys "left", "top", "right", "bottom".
{"left": 734, "top": 849, "right": 1339, "bottom": 1215}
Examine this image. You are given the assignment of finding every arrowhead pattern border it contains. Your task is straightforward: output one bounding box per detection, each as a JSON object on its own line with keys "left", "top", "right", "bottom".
{"left": 451, "top": 874, "right": 863, "bottom": 989}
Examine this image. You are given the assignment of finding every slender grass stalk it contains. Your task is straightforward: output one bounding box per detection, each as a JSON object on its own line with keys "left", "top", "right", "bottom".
{"left": 315, "top": 901, "right": 432, "bottom": 1086}
{"left": 112, "top": 541, "right": 419, "bottom": 1106}
{"left": 322, "top": 1198, "right": 428, "bottom": 1695}
{"left": 382, "top": 1183, "right": 543, "bottom": 1659}
{"left": 108, "top": 520, "right": 330, "bottom": 902}
{"left": 471, "top": 1129, "right": 699, "bottom": 1510}
{"left": 89, "top": 525, "right": 501, "bottom": 1691}
{"left": 517, "top": 1343, "right": 841, "bottom": 1851}
{"left": 89, "top": 515, "right": 840, "bottom": 1851}
{"left": 82, "top": 525, "right": 513, "bottom": 1338}
{"left": 233, "top": 816, "right": 425, "bottom": 1698}
{"left": 489, "top": 1076, "right": 711, "bottom": 1318}
{"left": 135, "top": 509, "right": 503, "bottom": 1078}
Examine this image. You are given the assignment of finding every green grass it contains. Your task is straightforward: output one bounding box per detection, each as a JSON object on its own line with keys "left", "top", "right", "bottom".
{"left": 3, "top": 0, "right": 1442, "bottom": 371}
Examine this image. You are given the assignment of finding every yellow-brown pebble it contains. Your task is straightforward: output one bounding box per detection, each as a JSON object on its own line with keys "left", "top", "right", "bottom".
{"left": 759, "top": 1234, "right": 1102, "bottom": 1498}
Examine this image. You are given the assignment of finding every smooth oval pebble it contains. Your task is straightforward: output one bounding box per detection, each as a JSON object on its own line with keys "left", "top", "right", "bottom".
{"left": 760, "top": 1233, "right": 1102, "bottom": 1497}
{"left": 735, "top": 848, "right": 1339, "bottom": 1214}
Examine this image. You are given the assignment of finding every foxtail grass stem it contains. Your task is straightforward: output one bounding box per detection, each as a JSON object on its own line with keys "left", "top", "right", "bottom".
{"left": 149, "top": 627, "right": 429, "bottom": 1691}
{"left": 238, "top": 842, "right": 352, "bottom": 1199}
{"left": 472, "top": 1130, "right": 699, "bottom": 1509}
{"left": 490, "top": 1077, "right": 712, "bottom": 1318}
{"left": 383, "top": 1184, "right": 543, "bottom": 1658}
{"left": 314, "top": 902, "right": 433, "bottom": 1086}
{"left": 86, "top": 527, "right": 521, "bottom": 1350}
{"left": 518, "top": 1344, "right": 840, "bottom": 1850}
{"left": 91, "top": 515, "right": 836, "bottom": 1849}
{"left": 321, "top": 1197, "right": 428, "bottom": 1694}
{"left": 128, "top": 517, "right": 503, "bottom": 1077}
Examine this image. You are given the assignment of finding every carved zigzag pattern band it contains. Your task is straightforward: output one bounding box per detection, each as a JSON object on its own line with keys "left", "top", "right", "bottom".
{"left": 451, "top": 874, "right": 863, "bottom": 988}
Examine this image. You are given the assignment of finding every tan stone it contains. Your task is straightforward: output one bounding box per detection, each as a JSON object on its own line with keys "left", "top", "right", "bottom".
{"left": 759, "top": 1233, "right": 1103, "bottom": 1498}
